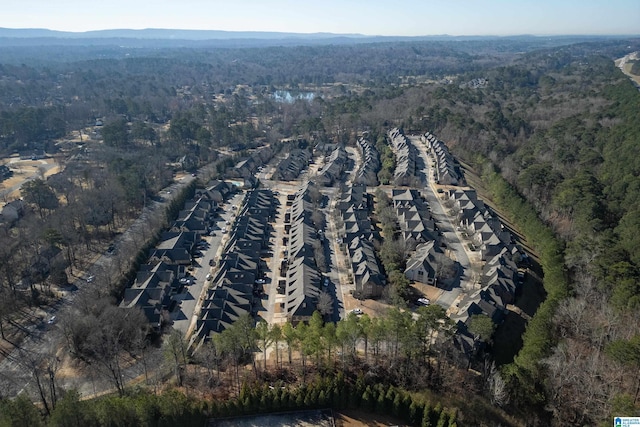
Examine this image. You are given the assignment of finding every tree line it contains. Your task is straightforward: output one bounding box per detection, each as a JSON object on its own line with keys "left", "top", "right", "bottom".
{"left": 0, "top": 371, "right": 465, "bottom": 427}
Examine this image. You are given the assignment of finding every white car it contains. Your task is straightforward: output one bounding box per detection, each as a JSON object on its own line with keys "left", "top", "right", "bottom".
{"left": 47, "top": 316, "right": 56, "bottom": 324}
{"left": 206, "top": 273, "right": 213, "bottom": 281}
{"left": 350, "top": 308, "right": 363, "bottom": 315}
{"left": 86, "top": 275, "right": 95, "bottom": 283}
{"left": 417, "top": 297, "right": 430, "bottom": 306}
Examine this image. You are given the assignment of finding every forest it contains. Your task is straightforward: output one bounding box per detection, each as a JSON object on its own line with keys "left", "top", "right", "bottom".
{"left": 1, "top": 35, "right": 640, "bottom": 426}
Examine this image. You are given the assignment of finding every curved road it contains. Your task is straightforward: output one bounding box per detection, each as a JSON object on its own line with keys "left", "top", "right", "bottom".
{"left": 0, "top": 174, "right": 195, "bottom": 399}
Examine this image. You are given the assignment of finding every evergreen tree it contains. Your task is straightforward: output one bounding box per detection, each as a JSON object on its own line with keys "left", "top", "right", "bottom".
{"left": 436, "top": 409, "right": 449, "bottom": 427}
{"left": 409, "top": 400, "right": 424, "bottom": 425}
{"left": 430, "top": 402, "right": 443, "bottom": 426}
{"left": 318, "top": 390, "right": 327, "bottom": 408}
{"left": 0, "top": 394, "right": 44, "bottom": 427}
{"left": 421, "top": 403, "right": 434, "bottom": 427}
{"left": 376, "top": 390, "right": 386, "bottom": 414}
{"left": 392, "top": 392, "right": 403, "bottom": 417}
{"left": 48, "top": 390, "right": 95, "bottom": 427}
{"left": 361, "top": 386, "right": 374, "bottom": 411}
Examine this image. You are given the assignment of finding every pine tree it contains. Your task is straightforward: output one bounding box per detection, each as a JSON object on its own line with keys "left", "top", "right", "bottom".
{"left": 376, "top": 390, "right": 386, "bottom": 414}
{"left": 409, "top": 400, "right": 425, "bottom": 425}
{"left": 362, "top": 385, "right": 374, "bottom": 411}
{"left": 430, "top": 402, "right": 443, "bottom": 426}
{"left": 318, "top": 390, "right": 327, "bottom": 407}
{"left": 421, "top": 403, "right": 433, "bottom": 427}
{"left": 436, "top": 409, "right": 449, "bottom": 427}
{"left": 392, "top": 392, "right": 403, "bottom": 417}
{"left": 259, "top": 394, "right": 269, "bottom": 413}
{"left": 272, "top": 394, "right": 282, "bottom": 412}
{"left": 385, "top": 386, "right": 396, "bottom": 413}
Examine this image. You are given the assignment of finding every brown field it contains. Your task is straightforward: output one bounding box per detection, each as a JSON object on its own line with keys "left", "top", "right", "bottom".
{"left": 207, "top": 409, "right": 407, "bottom": 427}
{"left": 0, "top": 156, "right": 59, "bottom": 203}
{"left": 335, "top": 409, "right": 409, "bottom": 426}
{"left": 616, "top": 53, "right": 640, "bottom": 86}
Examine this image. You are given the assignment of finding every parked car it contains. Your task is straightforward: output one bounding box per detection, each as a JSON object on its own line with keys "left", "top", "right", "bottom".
{"left": 417, "top": 297, "right": 430, "bottom": 306}
{"left": 47, "top": 316, "right": 56, "bottom": 324}
{"left": 206, "top": 273, "right": 213, "bottom": 281}
{"left": 350, "top": 308, "right": 363, "bottom": 315}
{"left": 255, "top": 278, "right": 266, "bottom": 285}
{"left": 86, "top": 275, "right": 95, "bottom": 283}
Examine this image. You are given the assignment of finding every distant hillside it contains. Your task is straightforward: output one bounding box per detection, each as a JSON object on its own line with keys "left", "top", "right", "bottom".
{"left": 0, "top": 27, "right": 618, "bottom": 49}
{"left": 0, "top": 28, "right": 507, "bottom": 49}
{"left": 0, "top": 27, "right": 371, "bottom": 40}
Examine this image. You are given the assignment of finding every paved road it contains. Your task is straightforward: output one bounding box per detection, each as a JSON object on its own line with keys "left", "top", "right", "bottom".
{"left": 259, "top": 146, "right": 363, "bottom": 324}
{"left": 172, "top": 190, "right": 245, "bottom": 336}
{"left": 410, "top": 136, "right": 481, "bottom": 310}
{"left": 263, "top": 190, "right": 288, "bottom": 325}
{"left": 0, "top": 174, "right": 195, "bottom": 399}
{"left": 0, "top": 158, "right": 58, "bottom": 200}
{"left": 324, "top": 145, "right": 361, "bottom": 319}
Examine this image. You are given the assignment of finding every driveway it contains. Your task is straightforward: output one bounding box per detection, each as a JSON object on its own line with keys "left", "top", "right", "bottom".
{"left": 410, "top": 136, "right": 481, "bottom": 309}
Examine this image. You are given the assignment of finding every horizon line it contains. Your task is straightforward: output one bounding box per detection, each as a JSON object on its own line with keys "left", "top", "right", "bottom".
{"left": 0, "top": 27, "right": 639, "bottom": 39}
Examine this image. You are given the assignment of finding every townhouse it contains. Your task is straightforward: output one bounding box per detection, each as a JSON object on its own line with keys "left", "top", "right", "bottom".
{"left": 388, "top": 128, "right": 420, "bottom": 186}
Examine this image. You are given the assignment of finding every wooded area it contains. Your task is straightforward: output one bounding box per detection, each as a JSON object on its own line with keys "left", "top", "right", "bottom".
{"left": 1, "top": 36, "right": 640, "bottom": 425}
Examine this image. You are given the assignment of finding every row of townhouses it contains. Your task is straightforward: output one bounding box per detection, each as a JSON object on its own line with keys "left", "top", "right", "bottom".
{"left": 120, "top": 180, "right": 236, "bottom": 332}
{"left": 283, "top": 183, "right": 324, "bottom": 323}
{"left": 422, "top": 131, "right": 462, "bottom": 186}
{"left": 337, "top": 184, "right": 386, "bottom": 299}
{"left": 227, "top": 146, "right": 274, "bottom": 179}
{"left": 195, "top": 188, "right": 276, "bottom": 340}
{"left": 388, "top": 128, "right": 421, "bottom": 186}
{"left": 392, "top": 188, "right": 439, "bottom": 249}
{"left": 273, "top": 148, "right": 312, "bottom": 181}
{"left": 353, "top": 136, "right": 380, "bottom": 187}
{"left": 391, "top": 188, "right": 446, "bottom": 287}
{"left": 316, "top": 144, "right": 348, "bottom": 187}
{"left": 446, "top": 189, "right": 514, "bottom": 261}
{"left": 445, "top": 188, "right": 524, "bottom": 349}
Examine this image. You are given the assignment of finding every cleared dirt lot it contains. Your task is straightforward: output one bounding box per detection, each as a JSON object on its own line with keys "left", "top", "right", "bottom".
{"left": 208, "top": 409, "right": 408, "bottom": 427}
{"left": 0, "top": 156, "right": 59, "bottom": 202}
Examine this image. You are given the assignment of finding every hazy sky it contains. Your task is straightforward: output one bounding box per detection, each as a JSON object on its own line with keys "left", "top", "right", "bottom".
{"left": 2, "top": 0, "right": 638, "bottom": 36}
